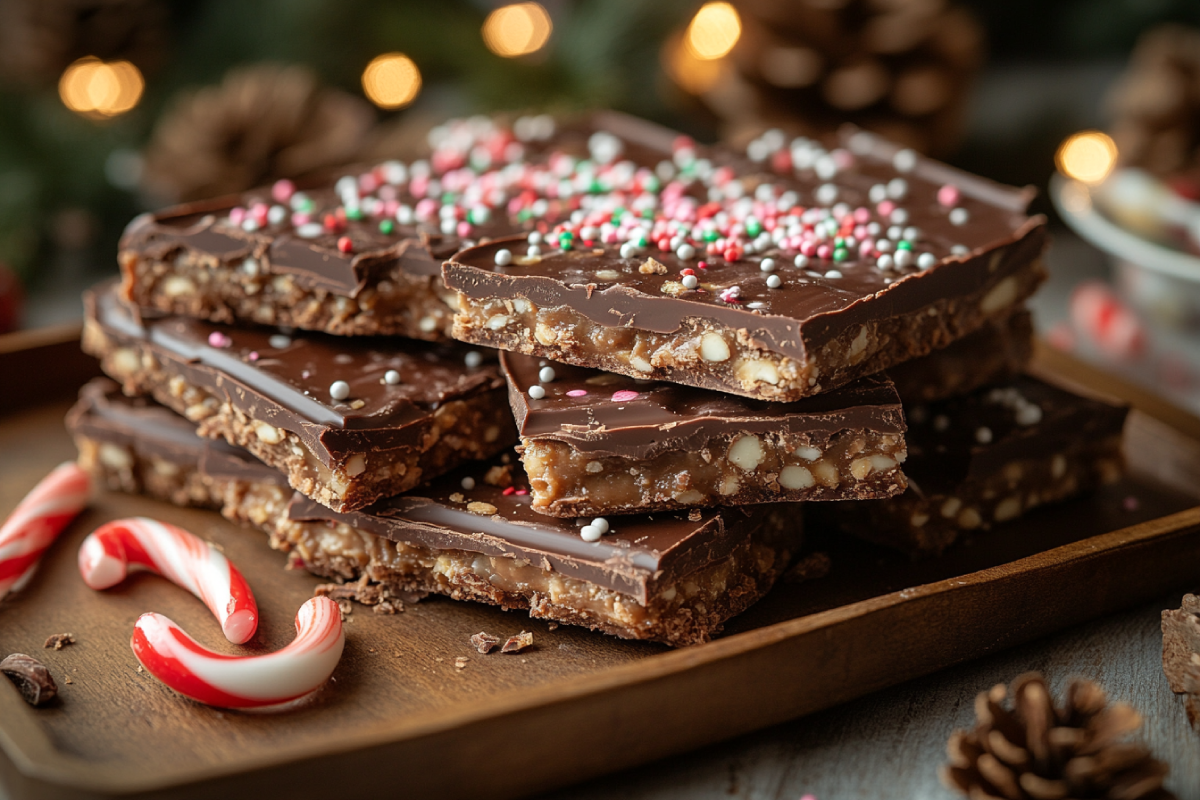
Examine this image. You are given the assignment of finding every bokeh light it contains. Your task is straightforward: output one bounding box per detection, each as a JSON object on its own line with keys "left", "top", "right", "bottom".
{"left": 685, "top": 2, "right": 741, "bottom": 61}
{"left": 482, "top": 2, "right": 553, "bottom": 58}
{"left": 362, "top": 53, "right": 422, "bottom": 109}
{"left": 58, "top": 57, "right": 144, "bottom": 119}
{"left": 1056, "top": 131, "right": 1118, "bottom": 185}
{"left": 663, "top": 32, "right": 725, "bottom": 95}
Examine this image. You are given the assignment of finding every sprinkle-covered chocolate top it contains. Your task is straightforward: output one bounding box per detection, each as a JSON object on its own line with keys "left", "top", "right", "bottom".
{"left": 502, "top": 351, "right": 904, "bottom": 459}
{"left": 85, "top": 281, "right": 506, "bottom": 465}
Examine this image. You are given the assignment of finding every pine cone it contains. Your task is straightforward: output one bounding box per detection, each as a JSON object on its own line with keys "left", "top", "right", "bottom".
{"left": 140, "top": 63, "right": 376, "bottom": 204}
{"left": 1107, "top": 24, "right": 1200, "bottom": 184}
{"left": 694, "top": 0, "right": 983, "bottom": 156}
{"left": 942, "top": 673, "right": 1176, "bottom": 800}
{"left": 0, "top": 0, "right": 166, "bottom": 85}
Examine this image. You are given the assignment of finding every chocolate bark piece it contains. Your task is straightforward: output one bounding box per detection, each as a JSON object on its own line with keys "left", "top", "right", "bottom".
{"left": 1162, "top": 594, "right": 1200, "bottom": 696}
{"left": 117, "top": 111, "right": 688, "bottom": 339}
{"left": 822, "top": 376, "right": 1128, "bottom": 555}
{"left": 68, "top": 385, "right": 801, "bottom": 646}
{"left": 444, "top": 127, "right": 1047, "bottom": 403}
{"left": 81, "top": 282, "right": 515, "bottom": 512}
{"left": 888, "top": 308, "right": 1033, "bottom": 404}
{"left": 503, "top": 351, "right": 907, "bottom": 517}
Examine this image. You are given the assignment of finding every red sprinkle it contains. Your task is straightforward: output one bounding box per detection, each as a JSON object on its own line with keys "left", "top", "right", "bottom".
{"left": 697, "top": 261, "right": 708, "bottom": 269}
{"left": 337, "top": 236, "right": 354, "bottom": 254}
{"left": 502, "top": 486, "right": 516, "bottom": 496}
{"left": 723, "top": 246, "right": 742, "bottom": 262}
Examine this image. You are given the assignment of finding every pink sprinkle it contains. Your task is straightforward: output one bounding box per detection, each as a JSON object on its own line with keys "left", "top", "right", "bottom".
{"left": 876, "top": 200, "right": 896, "bottom": 217}
{"left": 456, "top": 220, "right": 472, "bottom": 237}
{"left": 853, "top": 207, "right": 871, "bottom": 223}
{"left": 302, "top": 370, "right": 311, "bottom": 379}
{"left": 611, "top": 390, "right": 638, "bottom": 402}
{"left": 566, "top": 389, "right": 588, "bottom": 397}
{"left": 248, "top": 351, "right": 259, "bottom": 362}
{"left": 515, "top": 489, "right": 528, "bottom": 496}
{"left": 937, "top": 184, "right": 961, "bottom": 207}
{"left": 720, "top": 286, "right": 741, "bottom": 303}
{"left": 816, "top": 244, "right": 833, "bottom": 260}
{"left": 207, "top": 332, "right": 231, "bottom": 348}
{"left": 271, "top": 179, "right": 295, "bottom": 204}
{"left": 228, "top": 207, "right": 246, "bottom": 225}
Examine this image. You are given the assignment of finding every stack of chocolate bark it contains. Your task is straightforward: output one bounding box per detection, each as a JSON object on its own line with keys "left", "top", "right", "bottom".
{"left": 69, "top": 112, "right": 1128, "bottom": 647}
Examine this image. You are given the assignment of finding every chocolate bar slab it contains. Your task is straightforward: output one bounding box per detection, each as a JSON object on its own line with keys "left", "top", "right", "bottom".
{"left": 67, "top": 381, "right": 801, "bottom": 646}
{"left": 503, "top": 351, "right": 906, "bottom": 517}
{"left": 444, "top": 127, "right": 1047, "bottom": 402}
{"left": 823, "top": 376, "right": 1128, "bottom": 555}
{"left": 81, "top": 281, "right": 515, "bottom": 512}
{"left": 118, "top": 112, "right": 688, "bottom": 339}
{"left": 888, "top": 309, "right": 1033, "bottom": 404}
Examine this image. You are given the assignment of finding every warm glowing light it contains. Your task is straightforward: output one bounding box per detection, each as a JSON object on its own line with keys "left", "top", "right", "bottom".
{"left": 482, "top": 2, "right": 553, "bottom": 58}
{"left": 685, "top": 2, "right": 741, "bottom": 60}
{"left": 1056, "top": 131, "right": 1118, "bottom": 184}
{"left": 362, "top": 53, "right": 422, "bottom": 109}
{"left": 59, "top": 57, "right": 144, "bottom": 118}
{"left": 663, "top": 32, "right": 725, "bottom": 95}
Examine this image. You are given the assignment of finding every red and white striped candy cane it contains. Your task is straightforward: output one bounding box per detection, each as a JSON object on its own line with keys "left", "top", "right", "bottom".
{"left": 0, "top": 462, "right": 91, "bottom": 599}
{"left": 131, "top": 597, "right": 344, "bottom": 709}
{"left": 78, "top": 518, "right": 258, "bottom": 644}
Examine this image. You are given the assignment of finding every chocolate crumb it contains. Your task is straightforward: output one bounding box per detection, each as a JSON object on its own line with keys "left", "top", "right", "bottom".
{"left": 454, "top": 657, "right": 468, "bottom": 669}
{"left": 784, "top": 552, "right": 832, "bottom": 584}
{"left": 1, "top": 654, "right": 57, "bottom": 706}
{"left": 373, "top": 600, "right": 400, "bottom": 614}
{"left": 502, "top": 631, "right": 534, "bottom": 654}
{"left": 547, "top": 622, "right": 559, "bottom": 631}
{"left": 314, "top": 583, "right": 360, "bottom": 601}
{"left": 467, "top": 501, "right": 498, "bottom": 516}
{"left": 337, "top": 599, "right": 353, "bottom": 618}
{"left": 64, "top": 676, "right": 73, "bottom": 685}
{"left": 483, "top": 464, "right": 514, "bottom": 487}
{"left": 449, "top": 492, "right": 466, "bottom": 504}
{"left": 43, "top": 633, "right": 75, "bottom": 650}
{"left": 639, "top": 257, "right": 667, "bottom": 275}
{"left": 688, "top": 509, "right": 703, "bottom": 522}
{"left": 471, "top": 632, "right": 502, "bottom": 654}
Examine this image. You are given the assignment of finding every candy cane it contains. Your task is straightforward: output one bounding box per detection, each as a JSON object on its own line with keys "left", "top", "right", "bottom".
{"left": 78, "top": 518, "right": 258, "bottom": 645}
{"left": 131, "top": 597, "right": 344, "bottom": 709}
{"left": 0, "top": 462, "right": 91, "bottom": 599}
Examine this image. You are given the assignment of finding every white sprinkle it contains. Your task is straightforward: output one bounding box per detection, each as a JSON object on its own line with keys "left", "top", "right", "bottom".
{"left": 766, "top": 274, "right": 782, "bottom": 289}
{"left": 528, "top": 231, "right": 542, "bottom": 245}
{"left": 494, "top": 249, "right": 513, "bottom": 266}
{"left": 527, "top": 245, "right": 541, "bottom": 258}
{"left": 580, "top": 525, "right": 601, "bottom": 542}
{"left": 876, "top": 254, "right": 894, "bottom": 270}
{"left": 975, "top": 427, "right": 993, "bottom": 444}
{"left": 396, "top": 205, "right": 414, "bottom": 225}
{"left": 592, "top": 517, "right": 610, "bottom": 534}
{"left": 620, "top": 242, "right": 638, "bottom": 259}
{"left": 1015, "top": 403, "right": 1043, "bottom": 426}
{"left": 793, "top": 254, "right": 809, "bottom": 269}
{"left": 268, "top": 334, "right": 291, "bottom": 349}
{"left": 893, "top": 149, "right": 918, "bottom": 173}
{"left": 887, "top": 225, "right": 904, "bottom": 241}
{"left": 267, "top": 205, "right": 287, "bottom": 225}
{"left": 464, "top": 351, "right": 483, "bottom": 369}
{"left": 676, "top": 243, "right": 696, "bottom": 260}
{"left": 917, "top": 252, "right": 938, "bottom": 270}
{"left": 682, "top": 274, "right": 699, "bottom": 289}
{"left": 330, "top": 381, "right": 351, "bottom": 401}
{"left": 824, "top": 269, "right": 843, "bottom": 279}
{"left": 461, "top": 476, "right": 476, "bottom": 490}
{"left": 384, "top": 370, "right": 401, "bottom": 385}
{"left": 814, "top": 155, "right": 838, "bottom": 180}
{"left": 759, "top": 258, "right": 776, "bottom": 273}
{"left": 440, "top": 219, "right": 456, "bottom": 235}
{"left": 903, "top": 226, "right": 921, "bottom": 242}
{"left": 848, "top": 131, "right": 874, "bottom": 154}
{"left": 296, "top": 223, "right": 323, "bottom": 239}
{"left": 869, "top": 184, "right": 888, "bottom": 204}
{"left": 951, "top": 244, "right": 970, "bottom": 255}
{"left": 241, "top": 218, "right": 260, "bottom": 232}
{"left": 887, "top": 178, "right": 909, "bottom": 200}
{"left": 950, "top": 207, "right": 970, "bottom": 226}
{"left": 528, "top": 385, "right": 546, "bottom": 400}
{"left": 890, "top": 208, "right": 909, "bottom": 225}
{"left": 876, "top": 239, "right": 894, "bottom": 253}
{"left": 538, "top": 366, "right": 556, "bottom": 383}
{"left": 815, "top": 183, "right": 838, "bottom": 205}
{"left": 894, "top": 249, "right": 914, "bottom": 268}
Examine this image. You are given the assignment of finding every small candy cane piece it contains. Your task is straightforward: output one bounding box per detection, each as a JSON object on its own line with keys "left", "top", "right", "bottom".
{"left": 131, "top": 597, "right": 344, "bottom": 709}
{"left": 78, "top": 518, "right": 257, "bottom": 644}
{"left": 0, "top": 462, "right": 91, "bottom": 599}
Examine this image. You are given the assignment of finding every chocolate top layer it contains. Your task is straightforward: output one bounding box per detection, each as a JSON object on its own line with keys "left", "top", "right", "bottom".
{"left": 289, "top": 458, "right": 773, "bottom": 604}
{"left": 118, "top": 111, "right": 688, "bottom": 297}
{"left": 503, "top": 351, "right": 903, "bottom": 459}
{"left": 66, "top": 378, "right": 288, "bottom": 488}
{"left": 445, "top": 126, "right": 1047, "bottom": 361}
{"left": 903, "top": 376, "right": 1129, "bottom": 495}
{"left": 84, "top": 281, "right": 506, "bottom": 466}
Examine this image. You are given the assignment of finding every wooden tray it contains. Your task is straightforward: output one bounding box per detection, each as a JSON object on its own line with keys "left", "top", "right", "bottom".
{"left": 0, "top": 327, "right": 1198, "bottom": 800}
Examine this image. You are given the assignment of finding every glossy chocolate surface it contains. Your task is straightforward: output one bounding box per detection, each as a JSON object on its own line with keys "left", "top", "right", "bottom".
{"left": 502, "top": 352, "right": 903, "bottom": 459}
{"left": 85, "top": 281, "right": 506, "bottom": 465}
{"left": 903, "top": 376, "right": 1129, "bottom": 495}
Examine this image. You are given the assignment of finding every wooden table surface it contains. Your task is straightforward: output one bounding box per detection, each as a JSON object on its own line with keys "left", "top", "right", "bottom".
{"left": 537, "top": 594, "right": 1200, "bottom": 800}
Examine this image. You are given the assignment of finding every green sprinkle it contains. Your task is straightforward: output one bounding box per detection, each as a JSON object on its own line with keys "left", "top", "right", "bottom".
{"left": 746, "top": 220, "right": 762, "bottom": 237}
{"left": 897, "top": 240, "right": 913, "bottom": 251}
{"left": 517, "top": 209, "right": 533, "bottom": 222}
{"left": 295, "top": 197, "right": 315, "bottom": 213}
{"left": 642, "top": 175, "right": 660, "bottom": 193}
{"left": 703, "top": 229, "right": 719, "bottom": 242}
{"left": 344, "top": 207, "right": 363, "bottom": 221}
{"left": 833, "top": 247, "right": 848, "bottom": 262}
{"left": 378, "top": 219, "right": 394, "bottom": 235}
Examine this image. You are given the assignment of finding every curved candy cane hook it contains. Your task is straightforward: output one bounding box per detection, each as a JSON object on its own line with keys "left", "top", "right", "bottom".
{"left": 0, "top": 462, "right": 91, "bottom": 599}
{"left": 78, "top": 517, "right": 258, "bottom": 644}
{"left": 131, "top": 597, "right": 344, "bottom": 709}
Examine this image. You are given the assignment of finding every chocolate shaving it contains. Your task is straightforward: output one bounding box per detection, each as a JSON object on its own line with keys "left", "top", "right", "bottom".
{"left": 1, "top": 653, "right": 57, "bottom": 707}
{"left": 471, "top": 632, "right": 501, "bottom": 654}
{"left": 43, "top": 633, "right": 75, "bottom": 650}
{"left": 501, "top": 631, "right": 534, "bottom": 654}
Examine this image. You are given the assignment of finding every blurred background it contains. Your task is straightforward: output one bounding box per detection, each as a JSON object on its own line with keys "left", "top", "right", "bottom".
{"left": 1, "top": 0, "right": 1199, "bottom": 408}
